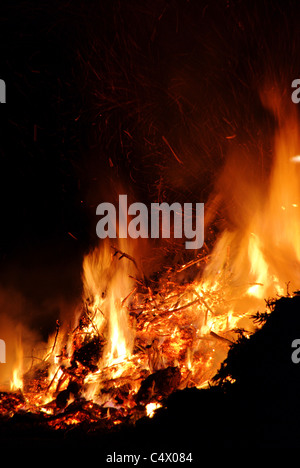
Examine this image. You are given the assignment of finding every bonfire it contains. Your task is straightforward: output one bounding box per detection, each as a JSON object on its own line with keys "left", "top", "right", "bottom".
{"left": 1, "top": 89, "right": 300, "bottom": 434}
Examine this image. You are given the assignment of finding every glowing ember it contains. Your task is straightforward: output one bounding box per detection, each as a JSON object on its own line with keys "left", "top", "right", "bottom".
{"left": 146, "top": 402, "right": 162, "bottom": 418}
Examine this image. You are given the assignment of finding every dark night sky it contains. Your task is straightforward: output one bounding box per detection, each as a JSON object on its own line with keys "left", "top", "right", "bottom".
{"left": 1, "top": 0, "right": 300, "bottom": 334}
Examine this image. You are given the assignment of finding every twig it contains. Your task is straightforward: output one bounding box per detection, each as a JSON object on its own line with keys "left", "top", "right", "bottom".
{"left": 168, "top": 298, "right": 200, "bottom": 313}
{"left": 176, "top": 255, "right": 209, "bottom": 273}
{"left": 44, "top": 320, "right": 60, "bottom": 362}
{"left": 46, "top": 367, "right": 60, "bottom": 393}
{"left": 84, "top": 304, "right": 101, "bottom": 337}
{"left": 189, "top": 288, "right": 214, "bottom": 325}
{"left": 121, "top": 286, "right": 137, "bottom": 306}
{"left": 210, "top": 331, "right": 233, "bottom": 344}
{"left": 111, "top": 246, "right": 139, "bottom": 271}
{"left": 51, "top": 320, "right": 60, "bottom": 354}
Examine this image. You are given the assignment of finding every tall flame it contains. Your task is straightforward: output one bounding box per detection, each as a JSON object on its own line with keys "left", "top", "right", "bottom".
{"left": 10, "top": 329, "right": 23, "bottom": 391}
{"left": 82, "top": 239, "right": 136, "bottom": 366}
{"left": 204, "top": 88, "right": 300, "bottom": 310}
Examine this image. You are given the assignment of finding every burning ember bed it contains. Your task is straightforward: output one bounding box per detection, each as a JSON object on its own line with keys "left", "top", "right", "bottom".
{"left": 0, "top": 244, "right": 235, "bottom": 433}
{"left": 2, "top": 291, "right": 300, "bottom": 450}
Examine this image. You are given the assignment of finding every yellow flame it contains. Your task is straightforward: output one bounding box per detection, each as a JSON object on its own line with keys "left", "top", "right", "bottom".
{"left": 107, "top": 295, "right": 131, "bottom": 363}
{"left": 10, "top": 333, "right": 23, "bottom": 391}
{"left": 10, "top": 369, "right": 23, "bottom": 391}
{"left": 247, "top": 234, "right": 269, "bottom": 298}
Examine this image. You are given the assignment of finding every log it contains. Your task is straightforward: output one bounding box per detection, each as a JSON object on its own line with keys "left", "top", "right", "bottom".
{"left": 135, "top": 366, "right": 181, "bottom": 404}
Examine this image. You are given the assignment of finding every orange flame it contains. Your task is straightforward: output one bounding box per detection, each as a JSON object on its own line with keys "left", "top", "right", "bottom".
{"left": 203, "top": 90, "right": 300, "bottom": 313}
